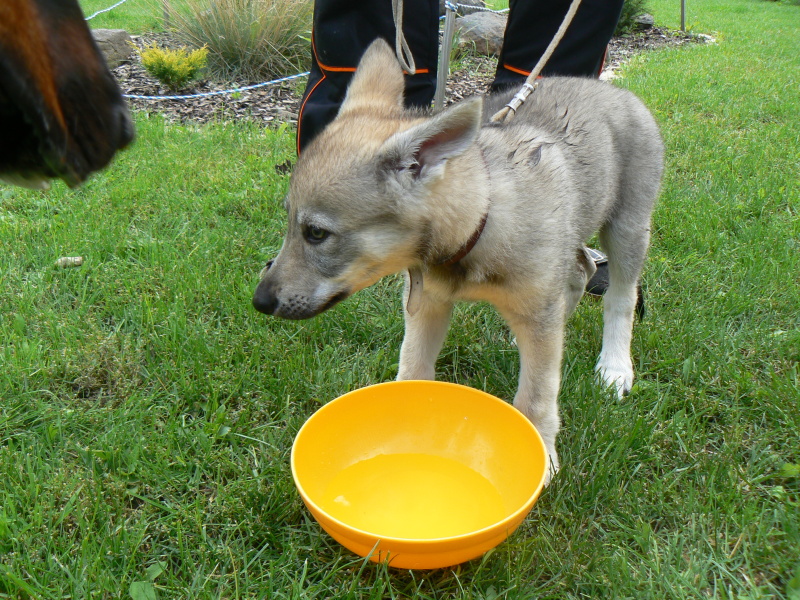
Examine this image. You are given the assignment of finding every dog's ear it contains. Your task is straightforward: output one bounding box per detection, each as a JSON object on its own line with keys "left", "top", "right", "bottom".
{"left": 379, "top": 97, "right": 483, "bottom": 184}
{"left": 339, "top": 39, "right": 405, "bottom": 116}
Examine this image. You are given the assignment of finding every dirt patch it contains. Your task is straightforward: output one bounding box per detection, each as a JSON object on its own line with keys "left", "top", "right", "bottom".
{"left": 114, "top": 27, "right": 705, "bottom": 127}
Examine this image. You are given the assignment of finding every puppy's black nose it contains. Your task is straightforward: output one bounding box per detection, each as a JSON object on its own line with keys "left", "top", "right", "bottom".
{"left": 252, "top": 280, "right": 278, "bottom": 315}
{"left": 252, "top": 291, "right": 278, "bottom": 315}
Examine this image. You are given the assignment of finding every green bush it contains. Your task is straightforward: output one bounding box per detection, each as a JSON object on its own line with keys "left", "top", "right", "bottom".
{"left": 137, "top": 43, "right": 209, "bottom": 91}
{"left": 616, "top": 0, "right": 651, "bottom": 34}
{"left": 170, "top": 0, "right": 312, "bottom": 82}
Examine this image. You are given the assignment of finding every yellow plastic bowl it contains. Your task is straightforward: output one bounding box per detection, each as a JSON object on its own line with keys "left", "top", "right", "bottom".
{"left": 291, "top": 380, "right": 548, "bottom": 569}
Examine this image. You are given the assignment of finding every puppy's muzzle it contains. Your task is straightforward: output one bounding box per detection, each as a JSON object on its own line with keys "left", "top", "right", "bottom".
{"left": 252, "top": 259, "right": 350, "bottom": 319}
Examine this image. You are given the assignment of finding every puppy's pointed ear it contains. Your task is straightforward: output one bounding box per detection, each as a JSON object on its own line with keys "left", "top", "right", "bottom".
{"left": 379, "top": 97, "right": 483, "bottom": 183}
{"left": 339, "top": 39, "right": 405, "bottom": 116}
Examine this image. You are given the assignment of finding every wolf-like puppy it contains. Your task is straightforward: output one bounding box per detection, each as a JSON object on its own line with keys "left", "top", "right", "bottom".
{"left": 253, "top": 39, "right": 663, "bottom": 482}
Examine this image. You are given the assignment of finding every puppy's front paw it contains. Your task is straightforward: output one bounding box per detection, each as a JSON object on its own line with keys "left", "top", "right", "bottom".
{"left": 595, "top": 354, "right": 633, "bottom": 398}
{"left": 543, "top": 450, "right": 559, "bottom": 487}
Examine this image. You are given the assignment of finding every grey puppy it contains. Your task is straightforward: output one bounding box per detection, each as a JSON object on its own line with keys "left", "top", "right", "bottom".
{"left": 253, "top": 39, "right": 663, "bottom": 482}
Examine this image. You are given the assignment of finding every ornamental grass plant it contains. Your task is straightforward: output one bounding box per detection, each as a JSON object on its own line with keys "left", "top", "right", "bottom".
{"left": 168, "top": 0, "right": 312, "bottom": 81}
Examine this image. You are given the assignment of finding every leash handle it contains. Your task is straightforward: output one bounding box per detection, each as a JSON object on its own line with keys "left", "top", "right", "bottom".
{"left": 491, "top": 0, "right": 582, "bottom": 123}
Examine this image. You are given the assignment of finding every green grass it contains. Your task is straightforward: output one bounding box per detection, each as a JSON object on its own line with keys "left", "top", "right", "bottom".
{"left": 2, "top": 0, "right": 799, "bottom": 597}
{"left": 82, "top": 0, "right": 164, "bottom": 33}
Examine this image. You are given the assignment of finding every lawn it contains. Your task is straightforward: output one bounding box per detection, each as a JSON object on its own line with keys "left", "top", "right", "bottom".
{"left": 1, "top": 0, "right": 798, "bottom": 598}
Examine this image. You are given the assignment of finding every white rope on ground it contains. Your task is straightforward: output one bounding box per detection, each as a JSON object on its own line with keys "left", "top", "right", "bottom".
{"left": 123, "top": 71, "right": 310, "bottom": 101}
{"left": 85, "top": 0, "right": 131, "bottom": 21}
{"left": 456, "top": 3, "right": 509, "bottom": 14}
{"left": 439, "top": 3, "right": 509, "bottom": 20}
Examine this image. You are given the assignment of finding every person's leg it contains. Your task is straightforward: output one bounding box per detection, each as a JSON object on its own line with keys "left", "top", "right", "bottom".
{"left": 491, "top": 0, "right": 626, "bottom": 300}
{"left": 297, "top": 0, "right": 440, "bottom": 154}
{"left": 491, "top": 0, "right": 624, "bottom": 91}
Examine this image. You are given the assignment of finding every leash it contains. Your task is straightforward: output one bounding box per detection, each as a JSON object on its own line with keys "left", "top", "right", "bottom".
{"left": 393, "top": 0, "right": 582, "bottom": 119}
{"left": 490, "top": 0, "right": 582, "bottom": 123}
{"left": 392, "top": 0, "right": 416, "bottom": 74}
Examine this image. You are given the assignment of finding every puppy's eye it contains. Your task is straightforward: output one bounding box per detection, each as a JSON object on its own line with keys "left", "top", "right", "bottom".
{"left": 304, "top": 224, "right": 330, "bottom": 244}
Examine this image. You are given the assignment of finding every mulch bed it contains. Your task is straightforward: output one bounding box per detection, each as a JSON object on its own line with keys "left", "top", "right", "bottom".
{"left": 113, "top": 26, "right": 706, "bottom": 127}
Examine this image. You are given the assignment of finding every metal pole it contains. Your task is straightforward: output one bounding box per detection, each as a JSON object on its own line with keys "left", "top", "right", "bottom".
{"left": 681, "top": 0, "right": 686, "bottom": 32}
{"left": 434, "top": 2, "right": 457, "bottom": 112}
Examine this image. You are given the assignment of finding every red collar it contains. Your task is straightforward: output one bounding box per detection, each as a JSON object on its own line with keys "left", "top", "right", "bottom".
{"left": 436, "top": 210, "right": 489, "bottom": 267}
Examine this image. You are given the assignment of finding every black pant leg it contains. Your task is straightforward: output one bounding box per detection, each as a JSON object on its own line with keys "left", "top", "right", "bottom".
{"left": 297, "top": 0, "right": 440, "bottom": 154}
{"left": 492, "top": 0, "right": 624, "bottom": 91}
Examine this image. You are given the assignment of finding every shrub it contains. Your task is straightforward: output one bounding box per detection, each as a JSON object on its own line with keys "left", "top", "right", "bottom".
{"left": 137, "top": 43, "right": 209, "bottom": 91}
{"left": 615, "top": 0, "right": 651, "bottom": 35}
{"left": 169, "top": 0, "right": 312, "bottom": 82}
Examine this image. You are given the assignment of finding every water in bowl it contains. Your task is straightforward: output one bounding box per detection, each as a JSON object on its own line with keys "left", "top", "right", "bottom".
{"left": 320, "top": 453, "right": 506, "bottom": 539}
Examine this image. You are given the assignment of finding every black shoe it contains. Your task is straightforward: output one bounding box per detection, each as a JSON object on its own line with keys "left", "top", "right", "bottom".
{"left": 585, "top": 248, "right": 608, "bottom": 297}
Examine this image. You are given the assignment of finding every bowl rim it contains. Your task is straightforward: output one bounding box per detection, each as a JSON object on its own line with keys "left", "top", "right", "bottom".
{"left": 290, "top": 380, "right": 548, "bottom": 545}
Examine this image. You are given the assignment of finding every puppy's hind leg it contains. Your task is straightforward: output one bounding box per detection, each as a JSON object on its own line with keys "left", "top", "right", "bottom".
{"left": 595, "top": 221, "right": 651, "bottom": 397}
{"left": 397, "top": 280, "right": 453, "bottom": 381}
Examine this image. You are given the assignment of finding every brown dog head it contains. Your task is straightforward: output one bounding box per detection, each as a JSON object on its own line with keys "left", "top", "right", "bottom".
{"left": 0, "top": 0, "right": 133, "bottom": 188}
